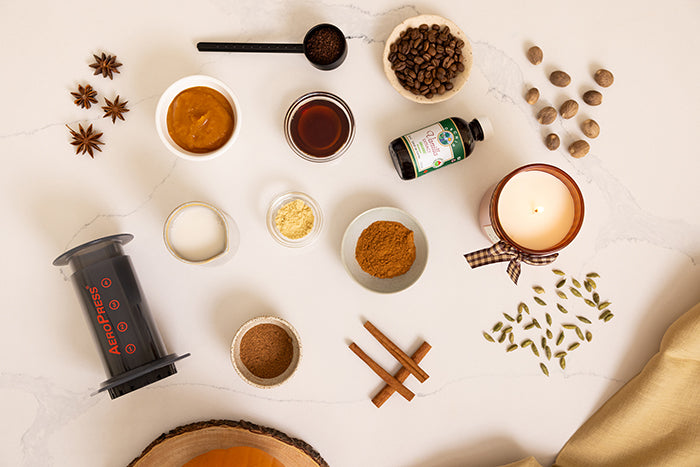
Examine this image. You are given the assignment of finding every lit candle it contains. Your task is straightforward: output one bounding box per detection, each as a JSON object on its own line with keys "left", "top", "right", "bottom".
{"left": 479, "top": 164, "right": 584, "bottom": 254}
{"left": 497, "top": 170, "right": 575, "bottom": 251}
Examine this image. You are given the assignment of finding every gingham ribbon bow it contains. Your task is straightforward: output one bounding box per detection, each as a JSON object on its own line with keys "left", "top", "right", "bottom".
{"left": 464, "top": 241, "right": 558, "bottom": 284}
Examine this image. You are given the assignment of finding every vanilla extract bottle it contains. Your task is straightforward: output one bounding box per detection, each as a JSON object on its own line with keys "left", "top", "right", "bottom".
{"left": 388, "top": 117, "right": 492, "bottom": 180}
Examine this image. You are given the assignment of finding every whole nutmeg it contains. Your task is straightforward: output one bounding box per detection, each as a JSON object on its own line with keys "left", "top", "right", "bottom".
{"left": 525, "top": 87, "right": 540, "bottom": 105}
{"left": 583, "top": 90, "right": 603, "bottom": 106}
{"left": 545, "top": 133, "right": 560, "bottom": 150}
{"left": 568, "top": 140, "right": 590, "bottom": 158}
{"left": 537, "top": 106, "right": 557, "bottom": 125}
{"left": 559, "top": 99, "right": 579, "bottom": 119}
{"left": 594, "top": 69, "right": 614, "bottom": 87}
{"left": 549, "top": 70, "right": 571, "bottom": 87}
{"left": 527, "top": 46, "right": 543, "bottom": 65}
{"left": 581, "top": 119, "right": 600, "bottom": 138}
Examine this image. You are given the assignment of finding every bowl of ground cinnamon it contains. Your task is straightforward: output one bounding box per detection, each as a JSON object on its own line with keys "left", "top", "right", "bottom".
{"left": 341, "top": 207, "right": 428, "bottom": 293}
{"left": 231, "top": 316, "right": 301, "bottom": 388}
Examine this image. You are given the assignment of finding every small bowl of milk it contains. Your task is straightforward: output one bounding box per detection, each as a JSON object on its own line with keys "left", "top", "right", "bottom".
{"left": 163, "top": 201, "right": 239, "bottom": 265}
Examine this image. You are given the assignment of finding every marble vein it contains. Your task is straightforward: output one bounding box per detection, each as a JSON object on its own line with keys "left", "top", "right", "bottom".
{"left": 62, "top": 157, "right": 178, "bottom": 255}
{"left": 1, "top": 95, "right": 157, "bottom": 140}
{"left": 1, "top": 373, "right": 99, "bottom": 467}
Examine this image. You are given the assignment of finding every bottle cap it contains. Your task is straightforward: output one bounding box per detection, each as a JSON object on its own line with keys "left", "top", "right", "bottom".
{"left": 475, "top": 117, "right": 493, "bottom": 141}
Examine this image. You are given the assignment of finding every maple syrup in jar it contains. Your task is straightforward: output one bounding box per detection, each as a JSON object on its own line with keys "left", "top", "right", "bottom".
{"left": 284, "top": 91, "right": 355, "bottom": 162}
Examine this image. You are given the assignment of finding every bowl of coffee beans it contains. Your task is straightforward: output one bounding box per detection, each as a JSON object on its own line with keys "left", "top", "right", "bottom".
{"left": 384, "top": 15, "right": 472, "bottom": 104}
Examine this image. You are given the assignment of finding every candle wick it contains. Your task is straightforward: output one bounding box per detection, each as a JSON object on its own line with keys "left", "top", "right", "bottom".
{"left": 533, "top": 206, "right": 544, "bottom": 214}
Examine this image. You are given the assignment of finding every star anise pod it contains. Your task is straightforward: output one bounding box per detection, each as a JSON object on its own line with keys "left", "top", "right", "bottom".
{"left": 89, "top": 52, "right": 122, "bottom": 79}
{"left": 71, "top": 84, "right": 98, "bottom": 109}
{"left": 102, "top": 96, "right": 129, "bottom": 123}
{"left": 66, "top": 124, "right": 104, "bottom": 158}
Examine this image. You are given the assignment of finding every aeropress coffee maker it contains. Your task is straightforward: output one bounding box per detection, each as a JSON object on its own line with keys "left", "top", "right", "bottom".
{"left": 54, "top": 233, "right": 189, "bottom": 399}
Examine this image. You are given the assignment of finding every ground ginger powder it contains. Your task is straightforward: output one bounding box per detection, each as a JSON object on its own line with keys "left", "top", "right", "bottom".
{"left": 275, "top": 199, "right": 314, "bottom": 239}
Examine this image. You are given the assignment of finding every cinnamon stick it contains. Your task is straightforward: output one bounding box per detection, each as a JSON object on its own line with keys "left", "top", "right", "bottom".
{"left": 372, "top": 341, "right": 431, "bottom": 408}
{"left": 349, "top": 342, "right": 414, "bottom": 401}
{"left": 364, "top": 321, "right": 429, "bottom": 383}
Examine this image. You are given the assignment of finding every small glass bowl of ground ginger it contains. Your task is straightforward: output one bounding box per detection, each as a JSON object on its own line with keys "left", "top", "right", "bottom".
{"left": 266, "top": 191, "right": 323, "bottom": 247}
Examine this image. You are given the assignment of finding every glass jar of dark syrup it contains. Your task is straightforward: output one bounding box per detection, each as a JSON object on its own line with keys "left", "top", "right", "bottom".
{"left": 284, "top": 91, "right": 355, "bottom": 162}
{"left": 388, "top": 117, "right": 492, "bottom": 180}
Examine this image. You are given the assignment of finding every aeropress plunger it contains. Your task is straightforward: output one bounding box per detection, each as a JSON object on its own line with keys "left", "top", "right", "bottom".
{"left": 53, "top": 233, "right": 189, "bottom": 399}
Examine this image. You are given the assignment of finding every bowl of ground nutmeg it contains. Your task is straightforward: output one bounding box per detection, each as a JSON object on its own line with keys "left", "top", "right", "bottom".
{"left": 384, "top": 14, "right": 472, "bottom": 104}
{"left": 231, "top": 316, "right": 301, "bottom": 389}
{"left": 341, "top": 207, "right": 428, "bottom": 293}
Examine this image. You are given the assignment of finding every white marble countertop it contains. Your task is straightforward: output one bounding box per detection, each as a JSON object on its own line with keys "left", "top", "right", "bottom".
{"left": 2, "top": 1, "right": 700, "bottom": 466}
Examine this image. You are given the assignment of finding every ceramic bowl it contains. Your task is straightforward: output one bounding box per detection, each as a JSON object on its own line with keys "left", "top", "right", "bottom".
{"left": 231, "top": 316, "right": 302, "bottom": 389}
{"left": 383, "top": 14, "right": 472, "bottom": 104}
{"left": 155, "top": 75, "right": 241, "bottom": 161}
{"left": 341, "top": 207, "right": 429, "bottom": 293}
{"left": 266, "top": 191, "right": 323, "bottom": 248}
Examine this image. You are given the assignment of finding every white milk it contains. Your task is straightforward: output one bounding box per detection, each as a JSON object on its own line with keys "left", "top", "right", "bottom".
{"left": 168, "top": 204, "right": 227, "bottom": 262}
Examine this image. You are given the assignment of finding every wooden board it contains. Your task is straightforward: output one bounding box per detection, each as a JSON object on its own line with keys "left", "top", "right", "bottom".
{"left": 128, "top": 419, "right": 328, "bottom": 467}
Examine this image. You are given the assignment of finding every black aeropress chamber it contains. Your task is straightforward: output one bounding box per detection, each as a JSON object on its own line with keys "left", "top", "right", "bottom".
{"left": 53, "top": 233, "right": 189, "bottom": 399}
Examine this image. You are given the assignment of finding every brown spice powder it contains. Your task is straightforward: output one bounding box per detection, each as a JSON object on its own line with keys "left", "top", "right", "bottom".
{"left": 240, "top": 323, "right": 294, "bottom": 379}
{"left": 355, "top": 221, "right": 416, "bottom": 279}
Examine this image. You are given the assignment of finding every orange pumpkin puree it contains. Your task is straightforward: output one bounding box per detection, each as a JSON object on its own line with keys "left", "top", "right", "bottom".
{"left": 183, "top": 446, "right": 285, "bottom": 467}
{"left": 166, "top": 86, "right": 235, "bottom": 153}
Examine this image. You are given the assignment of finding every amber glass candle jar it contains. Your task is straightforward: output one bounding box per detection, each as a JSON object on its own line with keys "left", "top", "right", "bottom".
{"left": 478, "top": 164, "right": 584, "bottom": 255}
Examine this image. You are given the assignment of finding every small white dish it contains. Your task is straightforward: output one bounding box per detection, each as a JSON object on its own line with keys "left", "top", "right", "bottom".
{"left": 341, "top": 207, "right": 429, "bottom": 293}
{"left": 383, "top": 14, "right": 472, "bottom": 104}
{"left": 155, "top": 75, "right": 241, "bottom": 161}
{"left": 231, "top": 316, "right": 302, "bottom": 389}
{"left": 266, "top": 191, "right": 323, "bottom": 248}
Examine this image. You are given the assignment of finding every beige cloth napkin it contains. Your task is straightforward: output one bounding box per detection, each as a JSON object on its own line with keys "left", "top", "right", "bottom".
{"left": 501, "top": 301, "right": 700, "bottom": 467}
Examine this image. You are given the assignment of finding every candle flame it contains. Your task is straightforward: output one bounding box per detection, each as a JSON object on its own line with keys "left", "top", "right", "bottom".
{"left": 533, "top": 206, "right": 545, "bottom": 214}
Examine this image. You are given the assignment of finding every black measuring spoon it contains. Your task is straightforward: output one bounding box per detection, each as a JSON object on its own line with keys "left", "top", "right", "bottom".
{"left": 197, "top": 23, "right": 347, "bottom": 71}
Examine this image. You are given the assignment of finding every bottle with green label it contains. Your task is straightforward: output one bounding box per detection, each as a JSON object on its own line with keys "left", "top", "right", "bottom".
{"left": 388, "top": 117, "right": 492, "bottom": 180}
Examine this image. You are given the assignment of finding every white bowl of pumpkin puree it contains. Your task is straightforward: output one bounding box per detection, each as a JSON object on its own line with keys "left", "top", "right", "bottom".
{"left": 156, "top": 75, "right": 240, "bottom": 161}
